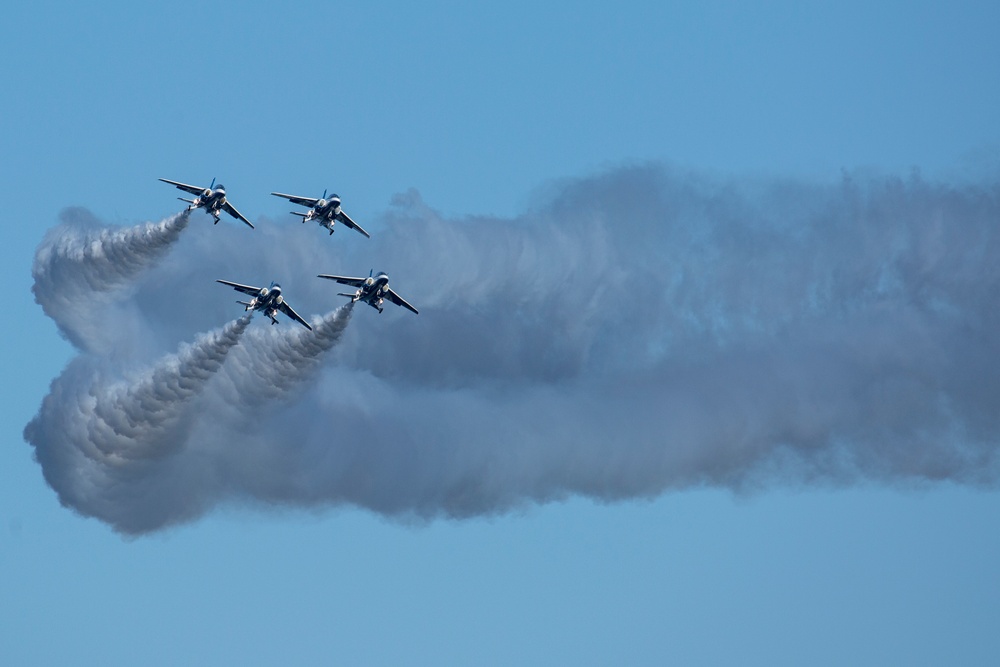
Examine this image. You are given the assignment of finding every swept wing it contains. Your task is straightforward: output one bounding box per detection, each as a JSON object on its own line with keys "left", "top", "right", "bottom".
{"left": 278, "top": 301, "right": 312, "bottom": 330}
{"left": 336, "top": 210, "right": 371, "bottom": 238}
{"left": 317, "top": 274, "right": 367, "bottom": 288}
{"left": 216, "top": 279, "right": 262, "bottom": 296}
{"left": 385, "top": 287, "right": 419, "bottom": 314}
{"left": 222, "top": 201, "right": 255, "bottom": 229}
{"left": 159, "top": 178, "right": 206, "bottom": 196}
{"left": 270, "top": 192, "right": 320, "bottom": 208}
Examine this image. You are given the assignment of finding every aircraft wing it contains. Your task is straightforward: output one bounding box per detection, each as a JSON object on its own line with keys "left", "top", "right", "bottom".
{"left": 278, "top": 300, "right": 312, "bottom": 330}
{"left": 216, "top": 279, "right": 262, "bottom": 296}
{"left": 159, "top": 178, "right": 205, "bottom": 196}
{"left": 222, "top": 201, "right": 255, "bottom": 229}
{"left": 386, "top": 287, "right": 419, "bottom": 314}
{"left": 317, "top": 274, "right": 367, "bottom": 288}
{"left": 270, "top": 192, "right": 320, "bottom": 208}
{"left": 336, "top": 210, "right": 371, "bottom": 238}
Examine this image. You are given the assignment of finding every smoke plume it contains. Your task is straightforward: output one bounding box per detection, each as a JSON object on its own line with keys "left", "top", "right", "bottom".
{"left": 25, "top": 164, "right": 1000, "bottom": 533}
{"left": 25, "top": 315, "right": 250, "bottom": 532}
{"left": 214, "top": 304, "right": 354, "bottom": 407}
{"left": 32, "top": 208, "right": 191, "bottom": 352}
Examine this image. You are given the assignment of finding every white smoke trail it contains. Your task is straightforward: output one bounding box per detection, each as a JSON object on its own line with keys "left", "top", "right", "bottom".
{"left": 24, "top": 200, "right": 362, "bottom": 532}
{"left": 214, "top": 304, "right": 354, "bottom": 407}
{"left": 24, "top": 315, "right": 250, "bottom": 532}
{"left": 32, "top": 209, "right": 191, "bottom": 351}
{"left": 24, "top": 164, "right": 1000, "bottom": 534}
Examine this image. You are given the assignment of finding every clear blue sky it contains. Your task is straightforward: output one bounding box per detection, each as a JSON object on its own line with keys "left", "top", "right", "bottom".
{"left": 3, "top": 1, "right": 999, "bottom": 664}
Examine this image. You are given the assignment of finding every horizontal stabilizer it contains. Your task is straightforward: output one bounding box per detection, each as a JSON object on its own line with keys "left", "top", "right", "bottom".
{"left": 178, "top": 197, "right": 195, "bottom": 204}
{"left": 290, "top": 211, "right": 307, "bottom": 217}
{"left": 337, "top": 293, "right": 355, "bottom": 299}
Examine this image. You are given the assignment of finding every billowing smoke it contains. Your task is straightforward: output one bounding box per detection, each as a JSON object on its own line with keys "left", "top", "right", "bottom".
{"left": 25, "top": 315, "right": 250, "bottom": 533}
{"left": 214, "top": 304, "right": 354, "bottom": 407}
{"left": 25, "top": 164, "right": 1000, "bottom": 534}
{"left": 32, "top": 208, "right": 190, "bottom": 352}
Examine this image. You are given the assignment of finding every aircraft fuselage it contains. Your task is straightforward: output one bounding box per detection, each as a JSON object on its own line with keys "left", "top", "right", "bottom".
{"left": 306, "top": 197, "right": 342, "bottom": 228}
{"left": 192, "top": 189, "right": 227, "bottom": 217}
{"left": 353, "top": 273, "right": 391, "bottom": 312}
{"left": 242, "top": 284, "right": 285, "bottom": 323}
{"left": 318, "top": 270, "right": 417, "bottom": 314}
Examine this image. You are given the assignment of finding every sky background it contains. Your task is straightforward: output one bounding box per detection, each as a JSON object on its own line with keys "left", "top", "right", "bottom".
{"left": 3, "top": 1, "right": 1000, "bottom": 665}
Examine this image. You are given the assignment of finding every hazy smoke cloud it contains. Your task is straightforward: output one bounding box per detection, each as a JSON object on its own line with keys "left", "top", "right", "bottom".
{"left": 213, "top": 304, "right": 354, "bottom": 407}
{"left": 25, "top": 165, "right": 1000, "bottom": 534}
{"left": 25, "top": 315, "right": 250, "bottom": 532}
{"left": 32, "top": 208, "right": 190, "bottom": 352}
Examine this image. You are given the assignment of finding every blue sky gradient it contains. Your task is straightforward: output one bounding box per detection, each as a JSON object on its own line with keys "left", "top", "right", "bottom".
{"left": 3, "top": 2, "right": 999, "bottom": 664}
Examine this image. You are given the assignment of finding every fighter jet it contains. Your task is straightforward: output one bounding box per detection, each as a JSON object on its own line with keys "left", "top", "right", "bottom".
{"left": 318, "top": 270, "right": 418, "bottom": 314}
{"left": 160, "top": 177, "right": 255, "bottom": 228}
{"left": 216, "top": 279, "right": 312, "bottom": 329}
{"left": 270, "top": 189, "right": 370, "bottom": 238}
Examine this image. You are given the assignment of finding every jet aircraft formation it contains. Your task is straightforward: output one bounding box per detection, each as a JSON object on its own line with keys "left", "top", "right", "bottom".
{"left": 161, "top": 177, "right": 418, "bottom": 328}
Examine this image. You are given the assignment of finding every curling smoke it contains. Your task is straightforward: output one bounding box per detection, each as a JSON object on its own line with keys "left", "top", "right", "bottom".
{"left": 32, "top": 209, "right": 191, "bottom": 351}
{"left": 25, "top": 315, "right": 251, "bottom": 532}
{"left": 215, "top": 303, "right": 354, "bottom": 407}
{"left": 25, "top": 164, "right": 1000, "bottom": 534}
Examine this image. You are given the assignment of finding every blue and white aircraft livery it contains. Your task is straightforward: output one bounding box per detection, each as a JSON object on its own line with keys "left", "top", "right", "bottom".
{"left": 216, "top": 279, "right": 312, "bottom": 330}
{"left": 270, "top": 189, "right": 370, "bottom": 238}
{"left": 160, "top": 177, "right": 255, "bottom": 228}
{"left": 318, "top": 270, "right": 418, "bottom": 314}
